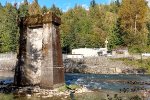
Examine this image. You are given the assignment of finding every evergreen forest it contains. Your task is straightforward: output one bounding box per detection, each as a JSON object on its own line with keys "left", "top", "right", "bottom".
{"left": 0, "top": 0, "right": 150, "bottom": 54}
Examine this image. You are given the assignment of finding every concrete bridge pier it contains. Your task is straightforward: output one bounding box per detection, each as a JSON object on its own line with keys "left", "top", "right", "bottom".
{"left": 14, "top": 12, "right": 64, "bottom": 89}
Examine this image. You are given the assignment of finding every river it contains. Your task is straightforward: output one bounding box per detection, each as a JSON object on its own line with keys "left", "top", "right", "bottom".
{"left": 65, "top": 73, "right": 150, "bottom": 91}
{"left": 0, "top": 71, "right": 150, "bottom": 99}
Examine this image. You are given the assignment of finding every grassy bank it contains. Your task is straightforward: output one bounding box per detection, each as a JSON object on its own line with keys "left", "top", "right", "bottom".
{"left": 111, "top": 57, "right": 150, "bottom": 73}
{"left": 75, "top": 91, "right": 145, "bottom": 100}
{"left": 0, "top": 94, "right": 13, "bottom": 100}
{"left": 0, "top": 91, "right": 146, "bottom": 100}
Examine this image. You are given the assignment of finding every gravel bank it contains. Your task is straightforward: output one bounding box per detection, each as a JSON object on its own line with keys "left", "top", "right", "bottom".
{"left": 0, "top": 55, "right": 144, "bottom": 74}
{"left": 64, "top": 57, "right": 144, "bottom": 74}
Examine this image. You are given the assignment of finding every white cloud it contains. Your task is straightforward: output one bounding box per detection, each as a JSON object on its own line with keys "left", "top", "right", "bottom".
{"left": 11, "top": 0, "right": 24, "bottom": 8}
{"left": 62, "top": 3, "right": 71, "bottom": 12}
{"left": 146, "top": 0, "right": 150, "bottom": 7}
{"left": 108, "top": 0, "right": 117, "bottom": 4}
{"left": 63, "top": 6, "right": 70, "bottom": 12}
{"left": 81, "top": 4, "right": 89, "bottom": 10}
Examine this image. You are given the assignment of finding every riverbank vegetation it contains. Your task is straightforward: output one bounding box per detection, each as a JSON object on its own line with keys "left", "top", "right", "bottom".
{"left": 0, "top": 0, "right": 150, "bottom": 54}
{"left": 0, "top": 91, "right": 145, "bottom": 100}
{"left": 58, "top": 84, "right": 80, "bottom": 92}
{"left": 112, "top": 58, "right": 150, "bottom": 73}
{"left": 0, "top": 94, "right": 13, "bottom": 100}
{"left": 75, "top": 91, "right": 144, "bottom": 100}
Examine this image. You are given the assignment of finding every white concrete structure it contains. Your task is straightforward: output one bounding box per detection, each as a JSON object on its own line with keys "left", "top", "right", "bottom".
{"left": 112, "top": 49, "right": 129, "bottom": 58}
{"left": 72, "top": 48, "right": 107, "bottom": 57}
{"left": 142, "top": 53, "right": 150, "bottom": 57}
{"left": 99, "top": 48, "right": 107, "bottom": 55}
{"left": 66, "top": 54, "right": 84, "bottom": 59}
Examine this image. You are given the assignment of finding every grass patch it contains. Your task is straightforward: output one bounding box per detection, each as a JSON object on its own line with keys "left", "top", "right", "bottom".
{"left": 75, "top": 91, "right": 143, "bottom": 100}
{"left": 58, "top": 85, "right": 68, "bottom": 92}
{"left": 111, "top": 58, "right": 150, "bottom": 73}
{"left": 58, "top": 84, "right": 81, "bottom": 92}
{"left": 68, "top": 84, "right": 80, "bottom": 90}
{"left": 0, "top": 93, "right": 13, "bottom": 100}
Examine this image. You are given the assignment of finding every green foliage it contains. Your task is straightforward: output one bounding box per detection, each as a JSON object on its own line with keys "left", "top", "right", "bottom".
{"left": 41, "top": 6, "right": 48, "bottom": 14}
{"left": 68, "top": 84, "right": 80, "bottom": 90}
{"left": 129, "top": 45, "right": 150, "bottom": 53}
{"left": 50, "top": 4, "right": 62, "bottom": 17}
{"left": 90, "top": 0, "right": 97, "bottom": 7}
{"left": 0, "top": 3, "right": 19, "bottom": 53}
{"left": 58, "top": 85, "right": 68, "bottom": 92}
{"left": 109, "top": 0, "right": 120, "bottom": 13}
{"left": 147, "top": 8, "right": 150, "bottom": 45}
{"left": 61, "top": 4, "right": 120, "bottom": 51}
{"left": 60, "top": 0, "right": 150, "bottom": 52}
{"left": 24, "top": 0, "right": 28, "bottom": 4}
{"left": 113, "top": 57, "right": 150, "bottom": 73}
{"left": 18, "top": 1, "right": 29, "bottom": 17}
{"left": 28, "top": 0, "right": 41, "bottom": 15}
{"left": 61, "top": 6, "right": 94, "bottom": 50}
{"left": 0, "top": 3, "right": 2, "bottom": 8}
{"left": 58, "top": 84, "right": 80, "bottom": 92}
{"left": 1, "top": 0, "right": 150, "bottom": 54}
{"left": 0, "top": 94, "right": 13, "bottom": 100}
{"left": 107, "top": 18, "right": 123, "bottom": 49}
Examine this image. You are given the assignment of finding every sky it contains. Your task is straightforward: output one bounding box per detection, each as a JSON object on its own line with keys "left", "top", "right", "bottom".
{"left": 0, "top": 0, "right": 113, "bottom": 12}
{"left": 1, "top": 0, "right": 150, "bottom": 12}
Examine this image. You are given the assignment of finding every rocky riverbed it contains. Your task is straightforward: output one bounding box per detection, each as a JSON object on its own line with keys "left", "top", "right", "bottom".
{"left": 64, "top": 57, "right": 145, "bottom": 74}
{"left": 0, "top": 56, "right": 146, "bottom": 74}
{"left": 0, "top": 81, "right": 92, "bottom": 99}
{"left": 0, "top": 82, "right": 149, "bottom": 100}
{"left": 0, "top": 72, "right": 150, "bottom": 99}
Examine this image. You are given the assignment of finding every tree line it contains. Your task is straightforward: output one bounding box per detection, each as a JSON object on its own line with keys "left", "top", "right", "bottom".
{"left": 0, "top": 0, "right": 150, "bottom": 53}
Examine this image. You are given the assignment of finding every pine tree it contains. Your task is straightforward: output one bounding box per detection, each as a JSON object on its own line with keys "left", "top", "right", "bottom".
{"left": 109, "top": 0, "right": 120, "bottom": 13}
{"left": 115, "top": 0, "right": 120, "bottom": 7}
{"left": 0, "top": 3, "right": 19, "bottom": 52}
{"left": 0, "top": 3, "right": 2, "bottom": 8}
{"left": 34, "top": 0, "right": 38, "bottom": 3}
{"left": 24, "top": 0, "right": 28, "bottom": 5}
{"left": 18, "top": 0, "right": 29, "bottom": 17}
{"left": 90, "top": 0, "right": 96, "bottom": 7}
{"left": 147, "top": 8, "right": 150, "bottom": 45}
{"left": 28, "top": 0, "right": 41, "bottom": 15}
{"left": 50, "top": 4, "right": 62, "bottom": 16}
{"left": 42, "top": 6, "right": 48, "bottom": 14}
{"left": 108, "top": 18, "right": 124, "bottom": 49}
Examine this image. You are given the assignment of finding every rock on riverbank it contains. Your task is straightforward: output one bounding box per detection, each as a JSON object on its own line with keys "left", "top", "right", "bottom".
{"left": 7, "top": 85, "right": 92, "bottom": 99}
{"left": 0, "top": 55, "right": 145, "bottom": 74}
{"left": 64, "top": 57, "right": 145, "bottom": 74}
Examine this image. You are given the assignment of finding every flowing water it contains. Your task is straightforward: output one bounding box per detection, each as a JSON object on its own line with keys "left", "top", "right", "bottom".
{"left": 0, "top": 71, "right": 14, "bottom": 85}
{"left": 0, "top": 71, "right": 150, "bottom": 99}
{"left": 65, "top": 73, "right": 150, "bottom": 91}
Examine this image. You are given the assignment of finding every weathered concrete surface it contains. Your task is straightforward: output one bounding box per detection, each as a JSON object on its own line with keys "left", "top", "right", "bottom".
{"left": 14, "top": 12, "right": 64, "bottom": 88}
{"left": 26, "top": 27, "right": 43, "bottom": 85}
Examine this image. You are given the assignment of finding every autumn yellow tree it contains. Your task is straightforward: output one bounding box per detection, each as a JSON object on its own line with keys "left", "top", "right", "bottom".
{"left": 28, "top": 0, "right": 41, "bottom": 15}
{"left": 119, "top": 0, "right": 148, "bottom": 48}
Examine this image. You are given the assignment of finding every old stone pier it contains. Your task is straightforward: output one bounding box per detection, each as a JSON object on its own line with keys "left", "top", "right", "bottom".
{"left": 14, "top": 12, "right": 64, "bottom": 89}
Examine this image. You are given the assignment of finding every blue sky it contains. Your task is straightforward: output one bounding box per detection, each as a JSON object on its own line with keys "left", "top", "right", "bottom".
{"left": 0, "top": 0, "right": 113, "bottom": 12}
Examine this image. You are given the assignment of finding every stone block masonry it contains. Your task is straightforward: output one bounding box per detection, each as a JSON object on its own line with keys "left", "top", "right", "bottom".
{"left": 14, "top": 12, "right": 64, "bottom": 89}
